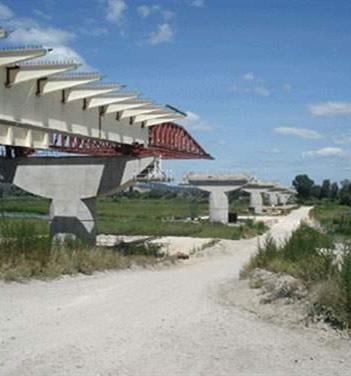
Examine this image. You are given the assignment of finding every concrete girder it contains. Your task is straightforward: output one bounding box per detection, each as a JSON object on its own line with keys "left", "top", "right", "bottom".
{"left": 37, "top": 73, "right": 101, "bottom": 95}
{"left": 104, "top": 100, "right": 151, "bottom": 114}
{"left": 0, "top": 48, "right": 47, "bottom": 67}
{"left": 63, "top": 84, "right": 121, "bottom": 103}
{"left": 5, "top": 63, "right": 78, "bottom": 87}
{"left": 0, "top": 156, "right": 154, "bottom": 243}
{"left": 0, "top": 121, "right": 49, "bottom": 149}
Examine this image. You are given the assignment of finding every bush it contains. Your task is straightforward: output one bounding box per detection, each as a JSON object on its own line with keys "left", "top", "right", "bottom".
{"left": 244, "top": 223, "right": 351, "bottom": 329}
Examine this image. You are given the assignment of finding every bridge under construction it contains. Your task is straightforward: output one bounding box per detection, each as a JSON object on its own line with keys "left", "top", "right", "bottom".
{"left": 0, "top": 28, "right": 212, "bottom": 242}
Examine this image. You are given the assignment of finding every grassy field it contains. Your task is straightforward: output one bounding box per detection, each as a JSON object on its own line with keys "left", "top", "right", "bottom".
{"left": 0, "top": 196, "right": 265, "bottom": 240}
{"left": 313, "top": 202, "right": 351, "bottom": 240}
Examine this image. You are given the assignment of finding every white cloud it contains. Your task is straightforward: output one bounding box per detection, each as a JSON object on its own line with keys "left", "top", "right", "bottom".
{"left": 243, "top": 72, "right": 254, "bottom": 81}
{"left": 308, "top": 101, "right": 351, "bottom": 117}
{"left": 137, "top": 5, "right": 175, "bottom": 21}
{"left": 2, "top": 8, "right": 89, "bottom": 68}
{"left": 8, "top": 26, "right": 75, "bottom": 47}
{"left": 191, "top": 0, "right": 205, "bottom": 7}
{"left": 303, "top": 147, "right": 345, "bottom": 158}
{"left": 106, "top": 0, "right": 127, "bottom": 24}
{"left": 231, "top": 84, "right": 270, "bottom": 97}
{"left": 0, "top": 2, "right": 13, "bottom": 20}
{"left": 273, "top": 127, "right": 323, "bottom": 140}
{"left": 182, "top": 111, "right": 213, "bottom": 131}
{"left": 147, "top": 23, "right": 173, "bottom": 45}
{"left": 137, "top": 5, "right": 152, "bottom": 18}
{"left": 45, "top": 46, "right": 89, "bottom": 66}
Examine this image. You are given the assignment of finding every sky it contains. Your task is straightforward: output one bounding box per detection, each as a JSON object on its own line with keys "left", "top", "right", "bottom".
{"left": 1, "top": 0, "right": 351, "bottom": 186}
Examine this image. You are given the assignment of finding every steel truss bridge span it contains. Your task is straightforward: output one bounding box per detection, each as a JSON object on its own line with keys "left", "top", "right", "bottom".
{"left": 5, "top": 122, "right": 212, "bottom": 160}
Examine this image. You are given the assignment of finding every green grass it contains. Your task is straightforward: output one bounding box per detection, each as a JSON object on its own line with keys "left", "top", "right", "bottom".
{"left": 313, "top": 202, "right": 351, "bottom": 239}
{"left": 0, "top": 196, "right": 265, "bottom": 240}
{"left": 0, "top": 219, "right": 165, "bottom": 282}
{"left": 244, "top": 224, "right": 351, "bottom": 329}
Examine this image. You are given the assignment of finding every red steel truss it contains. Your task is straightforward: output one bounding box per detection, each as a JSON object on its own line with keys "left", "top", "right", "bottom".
{"left": 48, "top": 122, "right": 213, "bottom": 160}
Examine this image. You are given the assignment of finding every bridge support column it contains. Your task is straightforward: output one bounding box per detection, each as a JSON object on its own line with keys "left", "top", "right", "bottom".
{"left": 0, "top": 156, "right": 153, "bottom": 243}
{"left": 49, "top": 197, "right": 97, "bottom": 243}
{"left": 267, "top": 192, "right": 279, "bottom": 206}
{"left": 248, "top": 191, "right": 264, "bottom": 214}
{"left": 209, "top": 189, "right": 229, "bottom": 224}
{"left": 278, "top": 194, "right": 289, "bottom": 206}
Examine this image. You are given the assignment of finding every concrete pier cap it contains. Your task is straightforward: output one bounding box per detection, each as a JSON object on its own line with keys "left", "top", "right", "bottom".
{"left": 183, "top": 172, "right": 253, "bottom": 224}
{"left": 242, "top": 179, "right": 276, "bottom": 214}
{"left": 0, "top": 156, "right": 154, "bottom": 243}
{"left": 266, "top": 184, "right": 295, "bottom": 207}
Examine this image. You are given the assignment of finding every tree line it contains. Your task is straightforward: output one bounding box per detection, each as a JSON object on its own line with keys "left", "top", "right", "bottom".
{"left": 292, "top": 174, "right": 351, "bottom": 205}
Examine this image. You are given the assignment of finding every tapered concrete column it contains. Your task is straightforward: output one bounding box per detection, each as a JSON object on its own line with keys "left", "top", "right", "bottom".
{"left": 278, "top": 193, "right": 290, "bottom": 206}
{"left": 247, "top": 190, "right": 264, "bottom": 214}
{"left": 267, "top": 192, "right": 278, "bottom": 206}
{"left": 183, "top": 174, "right": 252, "bottom": 225}
{"left": 209, "top": 189, "right": 229, "bottom": 224}
{"left": 0, "top": 156, "right": 153, "bottom": 243}
{"left": 49, "top": 197, "right": 97, "bottom": 242}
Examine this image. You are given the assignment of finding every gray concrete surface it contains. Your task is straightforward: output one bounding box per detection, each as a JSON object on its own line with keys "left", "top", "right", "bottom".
{"left": 1, "top": 207, "right": 350, "bottom": 376}
{"left": 183, "top": 174, "right": 252, "bottom": 224}
{"left": 0, "top": 156, "right": 153, "bottom": 242}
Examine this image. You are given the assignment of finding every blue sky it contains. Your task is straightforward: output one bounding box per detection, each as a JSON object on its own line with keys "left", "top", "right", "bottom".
{"left": 1, "top": 0, "right": 351, "bottom": 185}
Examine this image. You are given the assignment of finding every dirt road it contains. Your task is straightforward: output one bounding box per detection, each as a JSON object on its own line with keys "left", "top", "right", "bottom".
{"left": 1, "top": 207, "right": 350, "bottom": 376}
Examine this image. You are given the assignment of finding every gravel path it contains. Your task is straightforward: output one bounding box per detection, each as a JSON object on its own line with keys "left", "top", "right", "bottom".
{"left": 1, "top": 206, "right": 350, "bottom": 376}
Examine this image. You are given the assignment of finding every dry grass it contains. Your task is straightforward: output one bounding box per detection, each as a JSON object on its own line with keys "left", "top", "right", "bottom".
{"left": 243, "top": 224, "right": 351, "bottom": 329}
{"left": 0, "top": 219, "right": 166, "bottom": 282}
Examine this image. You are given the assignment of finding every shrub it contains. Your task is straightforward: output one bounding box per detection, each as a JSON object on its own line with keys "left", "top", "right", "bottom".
{"left": 244, "top": 223, "right": 351, "bottom": 329}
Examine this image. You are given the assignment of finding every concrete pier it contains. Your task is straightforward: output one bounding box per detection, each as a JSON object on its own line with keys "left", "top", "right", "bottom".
{"left": 0, "top": 156, "right": 153, "bottom": 243}
{"left": 243, "top": 180, "right": 274, "bottom": 214}
{"left": 248, "top": 191, "right": 264, "bottom": 214}
{"left": 266, "top": 191, "right": 279, "bottom": 206}
{"left": 183, "top": 173, "right": 252, "bottom": 224}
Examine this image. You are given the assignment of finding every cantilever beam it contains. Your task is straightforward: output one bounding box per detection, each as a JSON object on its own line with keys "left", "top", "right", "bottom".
{"left": 0, "top": 47, "right": 48, "bottom": 66}
{"left": 37, "top": 73, "right": 101, "bottom": 95}
{"left": 5, "top": 62, "right": 78, "bottom": 87}
{"left": 104, "top": 99, "right": 151, "bottom": 114}
{"left": 63, "top": 84, "right": 121, "bottom": 103}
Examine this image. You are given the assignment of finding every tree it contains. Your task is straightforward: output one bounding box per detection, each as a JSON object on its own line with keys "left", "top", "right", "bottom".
{"left": 311, "top": 184, "right": 321, "bottom": 199}
{"left": 339, "top": 180, "right": 351, "bottom": 206}
{"left": 320, "top": 179, "right": 331, "bottom": 199}
{"left": 292, "top": 174, "right": 315, "bottom": 200}
{"left": 330, "top": 182, "right": 339, "bottom": 200}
